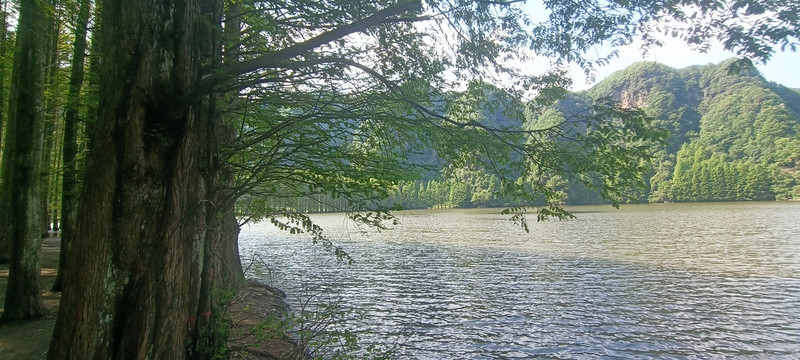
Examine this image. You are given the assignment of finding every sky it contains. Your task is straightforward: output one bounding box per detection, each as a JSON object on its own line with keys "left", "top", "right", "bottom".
{"left": 515, "top": 1, "right": 800, "bottom": 92}
{"left": 569, "top": 36, "right": 800, "bottom": 92}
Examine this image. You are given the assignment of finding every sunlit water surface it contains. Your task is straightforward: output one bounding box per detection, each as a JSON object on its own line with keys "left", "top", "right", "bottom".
{"left": 239, "top": 202, "right": 800, "bottom": 358}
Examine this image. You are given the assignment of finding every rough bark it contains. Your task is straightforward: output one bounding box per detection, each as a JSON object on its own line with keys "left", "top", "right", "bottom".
{"left": 0, "top": 0, "right": 49, "bottom": 321}
{"left": 48, "top": 0, "right": 243, "bottom": 358}
{"left": 193, "top": 102, "right": 246, "bottom": 356}
{"left": 51, "top": 0, "right": 91, "bottom": 293}
{"left": 191, "top": 1, "right": 246, "bottom": 356}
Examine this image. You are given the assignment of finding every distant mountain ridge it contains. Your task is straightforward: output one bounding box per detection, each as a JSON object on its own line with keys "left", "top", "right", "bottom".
{"left": 568, "top": 59, "right": 800, "bottom": 202}
{"left": 392, "top": 59, "right": 800, "bottom": 208}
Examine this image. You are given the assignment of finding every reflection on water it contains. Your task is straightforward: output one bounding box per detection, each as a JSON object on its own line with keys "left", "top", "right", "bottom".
{"left": 239, "top": 202, "right": 800, "bottom": 358}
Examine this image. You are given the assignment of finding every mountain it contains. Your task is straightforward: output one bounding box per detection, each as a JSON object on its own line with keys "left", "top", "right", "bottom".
{"left": 392, "top": 59, "right": 800, "bottom": 208}
{"left": 567, "top": 59, "right": 800, "bottom": 203}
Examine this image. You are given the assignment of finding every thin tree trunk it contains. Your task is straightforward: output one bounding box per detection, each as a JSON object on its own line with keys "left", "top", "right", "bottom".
{"left": 193, "top": 4, "right": 247, "bottom": 352}
{"left": 40, "top": 0, "right": 63, "bottom": 237}
{"left": 83, "top": 1, "right": 101, "bottom": 146}
{"left": 0, "top": 0, "right": 9, "bottom": 155}
{"left": 51, "top": 0, "right": 91, "bottom": 293}
{"left": 0, "top": 0, "right": 50, "bottom": 322}
{"left": 0, "top": 0, "right": 12, "bottom": 263}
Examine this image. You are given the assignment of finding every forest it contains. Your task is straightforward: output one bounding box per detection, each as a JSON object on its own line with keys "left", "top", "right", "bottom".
{"left": 0, "top": 0, "right": 797, "bottom": 359}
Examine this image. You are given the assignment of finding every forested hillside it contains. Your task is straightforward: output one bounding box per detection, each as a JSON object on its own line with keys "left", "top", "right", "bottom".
{"left": 586, "top": 59, "right": 800, "bottom": 203}
{"left": 389, "top": 59, "right": 800, "bottom": 208}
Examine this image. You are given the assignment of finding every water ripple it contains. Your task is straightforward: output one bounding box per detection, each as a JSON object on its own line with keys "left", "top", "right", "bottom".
{"left": 240, "top": 202, "right": 800, "bottom": 358}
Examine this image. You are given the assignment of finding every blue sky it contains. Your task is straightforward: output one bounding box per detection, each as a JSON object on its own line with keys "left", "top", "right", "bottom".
{"left": 570, "top": 36, "right": 800, "bottom": 91}
{"left": 516, "top": 1, "right": 799, "bottom": 92}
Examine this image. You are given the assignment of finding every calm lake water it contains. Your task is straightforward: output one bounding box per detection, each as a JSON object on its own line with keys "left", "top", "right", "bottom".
{"left": 239, "top": 202, "right": 800, "bottom": 358}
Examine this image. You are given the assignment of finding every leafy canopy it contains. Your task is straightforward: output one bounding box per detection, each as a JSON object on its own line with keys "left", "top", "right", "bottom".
{"left": 209, "top": 0, "right": 799, "bottom": 233}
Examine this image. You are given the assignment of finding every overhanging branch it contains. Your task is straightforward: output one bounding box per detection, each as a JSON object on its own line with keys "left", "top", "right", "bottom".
{"left": 188, "top": 0, "right": 423, "bottom": 101}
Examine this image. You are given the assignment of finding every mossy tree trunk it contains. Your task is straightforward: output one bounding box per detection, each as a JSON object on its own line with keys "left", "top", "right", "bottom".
{"left": 0, "top": 0, "right": 50, "bottom": 321}
{"left": 48, "top": 0, "right": 244, "bottom": 357}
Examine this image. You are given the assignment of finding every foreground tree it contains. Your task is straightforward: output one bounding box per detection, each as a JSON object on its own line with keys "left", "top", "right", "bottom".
{"left": 49, "top": 0, "right": 799, "bottom": 358}
{"left": 0, "top": 0, "right": 50, "bottom": 321}
{"left": 49, "top": 0, "right": 222, "bottom": 356}
{"left": 50, "top": 1, "right": 426, "bottom": 356}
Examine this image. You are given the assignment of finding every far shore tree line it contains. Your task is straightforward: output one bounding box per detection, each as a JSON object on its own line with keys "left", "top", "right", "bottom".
{"left": 0, "top": 0, "right": 798, "bottom": 359}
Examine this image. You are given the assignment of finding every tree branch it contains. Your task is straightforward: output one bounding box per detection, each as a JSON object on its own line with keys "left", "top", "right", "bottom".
{"left": 189, "top": 0, "right": 423, "bottom": 100}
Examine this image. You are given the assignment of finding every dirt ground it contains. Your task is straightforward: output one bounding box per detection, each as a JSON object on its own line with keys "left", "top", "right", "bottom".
{"left": 0, "top": 236, "right": 61, "bottom": 360}
{"left": 0, "top": 236, "right": 301, "bottom": 359}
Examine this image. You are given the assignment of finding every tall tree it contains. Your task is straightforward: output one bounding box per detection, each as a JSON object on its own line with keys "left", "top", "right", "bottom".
{"left": 51, "top": 0, "right": 92, "bottom": 293}
{"left": 0, "top": 0, "right": 10, "bottom": 155}
{"left": 0, "top": 0, "right": 11, "bottom": 263}
{"left": 40, "top": 0, "right": 63, "bottom": 236}
{"left": 0, "top": 0, "right": 51, "bottom": 321}
{"left": 49, "top": 0, "right": 800, "bottom": 357}
{"left": 50, "top": 1, "right": 424, "bottom": 356}
{"left": 48, "top": 0, "right": 220, "bottom": 355}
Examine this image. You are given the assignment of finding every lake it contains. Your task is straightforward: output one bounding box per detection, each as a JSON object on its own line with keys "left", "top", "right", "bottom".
{"left": 238, "top": 202, "right": 800, "bottom": 358}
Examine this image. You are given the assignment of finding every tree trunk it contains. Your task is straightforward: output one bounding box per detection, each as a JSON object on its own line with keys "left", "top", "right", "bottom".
{"left": 0, "top": 0, "right": 9, "bottom": 153}
{"left": 0, "top": 0, "right": 50, "bottom": 321}
{"left": 40, "top": 0, "right": 62, "bottom": 237}
{"left": 83, "top": 1, "right": 101, "bottom": 145}
{"left": 191, "top": 1, "right": 245, "bottom": 355}
{"left": 51, "top": 0, "right": 91, "bottom": 293}
{"left": 0, "top": 0, "right": 12, "bottom": 263}
{"left": 191, "top": 3, "right": 247, "bottom": 351}
{"left": 48, "top": 0, "right": 243, "bottom": 357}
